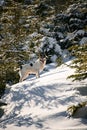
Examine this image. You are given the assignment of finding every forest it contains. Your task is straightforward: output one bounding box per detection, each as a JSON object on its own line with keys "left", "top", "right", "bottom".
{"left": 0, "top": 1, "right": 87, "bottom": 129}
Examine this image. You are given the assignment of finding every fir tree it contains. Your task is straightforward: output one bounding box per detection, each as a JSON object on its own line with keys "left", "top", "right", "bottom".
{"left": 0, "top": 1, "right": 29, "bottom": 96}
{"left": 68, "top": 43, "right": 87, "bottom": 81}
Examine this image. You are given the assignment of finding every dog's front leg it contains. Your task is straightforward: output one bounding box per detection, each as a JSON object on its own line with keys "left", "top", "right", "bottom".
{"left": 36, "top": 71, "right": 40, "bottom": 78}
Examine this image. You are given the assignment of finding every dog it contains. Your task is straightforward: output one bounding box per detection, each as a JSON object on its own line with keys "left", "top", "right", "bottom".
{"left": 18, "top": 57, "right": 46, "bottom": 82}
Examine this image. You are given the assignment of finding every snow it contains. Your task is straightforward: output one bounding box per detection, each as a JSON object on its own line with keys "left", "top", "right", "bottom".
{"left": 0, "top": 0, "right": 4, "bottom": 6}
{"left": 29, "top": 32, "right": 38, "bottom": 38}
{"left": 40, "top": 36, "right": 62, "bottom": 55}
{"left": 65, "top": 30, "right": 85, "bottom": 42}
{"left": 80, "top": 37, "right": 87, "bottom": 45}
{"left": 75, "top": 30, "right": 85, "bottom": 36}
{"left": 0, "top": 61, "right": 87, "bottom": 130}
{"left": 50, "top": 55, "right": 57, "bottom": 62}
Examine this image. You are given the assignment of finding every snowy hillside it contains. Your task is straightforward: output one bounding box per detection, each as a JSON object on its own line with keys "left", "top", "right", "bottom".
{"left": 0, "top": 61, "right": 87, "bottom": 130}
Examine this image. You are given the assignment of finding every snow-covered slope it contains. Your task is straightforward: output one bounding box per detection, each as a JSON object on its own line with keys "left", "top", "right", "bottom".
{"left": 0, "top": 61, "right": 87, "bottom": 130}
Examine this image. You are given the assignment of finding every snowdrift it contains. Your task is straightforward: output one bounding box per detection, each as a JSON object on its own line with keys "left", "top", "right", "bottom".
{"left": 0, "top": 62, "right": 87, "bottom": 130}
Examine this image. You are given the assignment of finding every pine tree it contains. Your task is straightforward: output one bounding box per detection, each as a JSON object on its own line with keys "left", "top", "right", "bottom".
{"left": 0, "top": 1, "right": 29, "bottom": 96}
{"left": 68, "top": 43, "right": 87, "bottom": 81}
{"left": 0, "top": 0, "right": 55, "bottom": 96}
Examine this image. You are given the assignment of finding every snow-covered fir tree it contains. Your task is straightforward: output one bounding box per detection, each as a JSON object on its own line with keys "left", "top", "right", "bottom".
{"left": 68, "top": 43, "right": 87, "bottom": 81}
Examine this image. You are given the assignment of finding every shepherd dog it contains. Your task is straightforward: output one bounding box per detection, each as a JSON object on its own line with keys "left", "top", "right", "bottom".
{"left": 18, "top": 56, "right": 46, "bottom": 82}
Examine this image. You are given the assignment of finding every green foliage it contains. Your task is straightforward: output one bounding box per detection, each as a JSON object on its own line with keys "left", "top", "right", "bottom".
{"left": 0, "top": 0, "right": 51, "bottom": 96}
{"left": 0, "top": 2, "right": 30, "bottom": 96}
{"left": 0, "top": 108, "right": 4, "bottom": 118}
{"left": 56, "top": 56, "right": 63, "bottom": 66}
{"left": 68, "top": 43, "right": 87, "bottom": 81}
{"left": 67, "top": 101, "right": 87, "bottom": 117}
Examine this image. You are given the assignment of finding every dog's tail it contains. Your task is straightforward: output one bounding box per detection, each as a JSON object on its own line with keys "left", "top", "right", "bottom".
{"left": 14, "top": 65, "right": 22, "bottom": 72}
{"left": 14, "top": 67, "right": 20, "bottom": 72}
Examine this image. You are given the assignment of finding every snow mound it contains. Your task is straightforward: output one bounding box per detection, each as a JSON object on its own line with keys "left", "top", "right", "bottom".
{"left": 0, "top": 62, "right": 87, "bottom": 130}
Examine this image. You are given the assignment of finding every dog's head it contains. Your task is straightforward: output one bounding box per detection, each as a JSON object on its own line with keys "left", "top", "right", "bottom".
{"left": 39, "top": 53, "right": 47, "bottom": 64}
{"left": 39, "top": 57, "right": 46, "bottom": 64}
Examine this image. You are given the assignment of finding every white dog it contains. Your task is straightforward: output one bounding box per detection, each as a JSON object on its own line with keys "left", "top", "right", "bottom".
{"left": 18, "top": 57, "right": 46, "bottom": 82}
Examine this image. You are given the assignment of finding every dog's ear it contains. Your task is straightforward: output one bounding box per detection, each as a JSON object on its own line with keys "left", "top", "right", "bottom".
{"left": 38, "top": 51, "right": 47, "bottom": 59}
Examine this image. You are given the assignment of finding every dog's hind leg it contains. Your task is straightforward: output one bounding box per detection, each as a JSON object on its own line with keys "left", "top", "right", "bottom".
{"left": 22, "top": 73, "right": 29, "bottom": 81}
{"left": 19, "top": 77, "right": 23, "bottom": 82}
{"left": 19, "top": 72, "right": 29, "bottom": 82}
